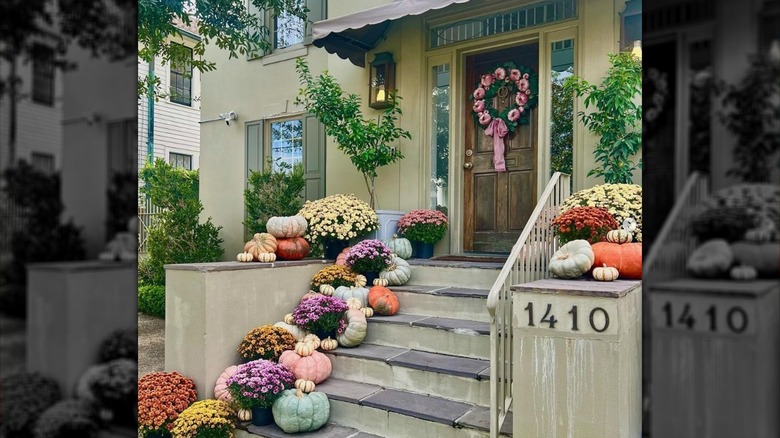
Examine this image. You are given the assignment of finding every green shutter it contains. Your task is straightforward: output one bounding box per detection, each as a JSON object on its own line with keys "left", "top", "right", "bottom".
{"left": 303, "top": 0, "right": 327, "bottom": 45}
{"left": 245, "top": 121, "right": 264, "bottom": 185}
{"left": 303, "top": 114, "right": 325, "bottom": 201}
{"left": 246, "top": 0, "right": 267, "bottom": 59}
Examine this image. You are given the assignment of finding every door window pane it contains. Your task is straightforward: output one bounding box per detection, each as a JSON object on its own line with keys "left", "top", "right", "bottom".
{"left": 270, "top": 119, "right": 303, "bottom": 171}
{"left": 550, "top": 39, "right": 574, "bottom": 177}
{"left": 431, "top": 63, "right": 450, "bottom": 214}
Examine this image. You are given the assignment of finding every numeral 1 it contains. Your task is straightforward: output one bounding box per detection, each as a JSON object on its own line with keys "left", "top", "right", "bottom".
{"left": 662, "top": 302, "right": 672, "bottom": 327}
{"left": 706, "top": 305, "right": 716, "bottom": 331}
{"left": 568, "top": 305, "right": 579, "bottom": 331}
{"left": 524, "top": 302, "right": 534, "bottom": 326}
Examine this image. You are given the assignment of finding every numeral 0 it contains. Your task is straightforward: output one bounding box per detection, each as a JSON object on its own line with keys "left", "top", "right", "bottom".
{"left": 589, "top": 307, "right": 610, "bottom": 333}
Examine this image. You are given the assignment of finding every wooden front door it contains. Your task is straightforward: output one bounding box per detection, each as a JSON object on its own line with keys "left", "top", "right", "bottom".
{"left": 464, "top": 44, "right": 539, "bottom": 253}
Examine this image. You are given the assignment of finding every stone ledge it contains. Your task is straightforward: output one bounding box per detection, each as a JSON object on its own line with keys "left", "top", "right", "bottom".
{"left": 165, "top": 259, "right": 332, "bottom": 272}
{"left": 512, "top": 278, "right": 641, "bottom": 298}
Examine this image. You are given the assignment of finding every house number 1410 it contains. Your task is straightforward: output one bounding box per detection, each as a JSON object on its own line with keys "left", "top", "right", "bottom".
{"left": 524, "top": 303, "right": 610, "bottom": 333}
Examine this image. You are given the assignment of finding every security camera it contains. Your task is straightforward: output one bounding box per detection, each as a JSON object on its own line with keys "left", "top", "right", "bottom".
{"left": 219, "top": 111, "right": 238, "bottom": 126}
{"left": 225, "top": 118, "right": 231, "bottom": 126}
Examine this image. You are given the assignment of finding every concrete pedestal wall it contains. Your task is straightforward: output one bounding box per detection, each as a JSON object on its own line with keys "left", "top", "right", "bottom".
{"left": 164, "top": 260, "right": 330, "bottom": 399}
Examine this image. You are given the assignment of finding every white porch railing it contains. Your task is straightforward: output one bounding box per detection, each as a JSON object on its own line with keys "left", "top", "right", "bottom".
{"left": 486, "top": 172, "right": 570, "bottom": 437}
{"left": 644, "top": 172, "right": 709, "bottom": 282}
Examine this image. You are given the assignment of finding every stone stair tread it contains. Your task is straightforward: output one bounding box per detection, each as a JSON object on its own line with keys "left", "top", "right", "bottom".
{"left": 245, "top": 423, "right": 359, "bottom": 438}
{"left": 387, "top": 350, "right": 490, "bottom": 379}
{"left": 369, "top": 314, "right": 490, "bottom": 335}
{"left": 315, "top": 378, "right": 384, "bottom": 403}
{"left": 361, "top": 388, "right": 475, "bottom": 426}
{"left": 392, "top": 285, "right": 490, "bottom": 298}
{"left": 456, "top": 406, "right": 513, "bottom": 436}
{"left": 326, "top": 344, "right": 490, "bottom": 380}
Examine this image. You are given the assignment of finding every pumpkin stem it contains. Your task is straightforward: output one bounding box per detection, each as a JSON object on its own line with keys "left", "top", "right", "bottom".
{"left": 296, "top": 388, "right": 304, "bottom": 398}
{"left": 392, "top": 234, "right": 398, "bottom": 239}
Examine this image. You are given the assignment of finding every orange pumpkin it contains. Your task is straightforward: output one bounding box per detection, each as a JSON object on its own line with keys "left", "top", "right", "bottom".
{"left": 276, "top": 237, "right": 311, "bottom": 260}
{"left": 367, "top": 286, "right": 400, "bottom": 316}
{"left": 335, "top": 247, "right": 351, "bottom": 266}
{"left": 591, "top": 242, "right": 642, "bottom": 279}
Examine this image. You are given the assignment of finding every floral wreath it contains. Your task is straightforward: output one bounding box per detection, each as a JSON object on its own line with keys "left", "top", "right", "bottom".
{"left": 471, "top": 62, "right": 539, "bottom": 131}
{"left": 642, "top": 67, "right": 669, "bottom": 138}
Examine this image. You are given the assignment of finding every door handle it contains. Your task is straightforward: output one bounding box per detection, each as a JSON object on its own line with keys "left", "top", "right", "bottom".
{"left": 463, "top": 162, "right": 473, "bottom": 169}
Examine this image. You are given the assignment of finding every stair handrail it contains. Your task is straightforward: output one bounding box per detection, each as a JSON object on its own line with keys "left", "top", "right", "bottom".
{"left": 644, "top": 172, "right": 709, "bottom": 283}
{"left": 486, "top": 172, "right": 570, "bottom": 438}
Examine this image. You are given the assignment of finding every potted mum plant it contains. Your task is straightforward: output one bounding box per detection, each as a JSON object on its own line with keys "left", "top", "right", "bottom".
{"left": 226, "top": 360, "right": 295, "bottom": 426}
{"left": 292, "top": 294, "right": 349, "bottom": 339}
{"left": 137, "top": 372, "right": 197, "bottom": 438}
{"left": 397, "top": 209, "right": 449, "bottom": 258}
{"left": 310, "top": 264, "right": 357, "bottom": 290}
{"left": 170, "top": 399, "right": 236, "bottom": 437}
{"left": 344, "top": 239, "right": 393, "bottom": 284}
{"left": 236, "top": 325, "right": 297, "bottom": 362}
{"left": 298, "top": 194, "right": 379, "bottom": 258}
{"left": 551, "top": 206, "right": 619, "bottom": 244}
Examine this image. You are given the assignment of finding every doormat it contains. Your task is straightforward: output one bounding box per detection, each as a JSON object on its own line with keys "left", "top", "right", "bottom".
{"left": 432, "top": 255, "right": 507, "bottom": 263}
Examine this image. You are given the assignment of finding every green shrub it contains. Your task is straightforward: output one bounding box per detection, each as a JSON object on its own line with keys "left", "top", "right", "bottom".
{"left": 140, "top": 159, "right": 224, "bottom": 286}
{"left": 243, "top": 158, "right": 305, "bottom": 239}
{"left": 138, "top": 285, "right": 166, "bottom": 318}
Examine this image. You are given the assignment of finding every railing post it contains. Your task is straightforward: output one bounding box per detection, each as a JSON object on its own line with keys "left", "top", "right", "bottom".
{"left": 511, "top": 278, "right": 642, "bottom": 437}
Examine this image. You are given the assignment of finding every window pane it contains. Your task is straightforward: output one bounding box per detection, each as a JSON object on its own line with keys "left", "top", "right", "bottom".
{"left": 430, "top": 64, "right": 450, "bottom": 214}
{"left": 32, "top": 45, "right": 54, "bottom": 105}
{"left": 169, "top": 152, "right": 192, "bottom": 170}
{"left": 270, "top": 120, "right": 303, "bottom": 171}
{"left": 170, "top": 45, "right": 192, "bottom": 105}
{"left": 31, "top": 152, "right": 55, "bottom": 174}
{"left": 688, "top": 39, "right": 712, "bottom": 175}
{"left": 275, "top": 2, "right": 304, "bottom": 49}
{"left": 550, "top": 39, "right": 574, "bottom": 178}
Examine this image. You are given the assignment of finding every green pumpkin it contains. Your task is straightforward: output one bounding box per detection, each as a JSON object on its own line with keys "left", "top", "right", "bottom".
{"left": 272, "top": 389, "right": 329, "bottom": 433}
{"left": 383, "top": 234, "right": 413, "bottom": 259}
{"left": 333, "top": 286, "right": 369, "bottom": 308}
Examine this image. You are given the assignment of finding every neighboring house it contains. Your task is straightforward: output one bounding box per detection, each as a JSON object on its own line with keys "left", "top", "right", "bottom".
{"left": 199, "top": 0, "right": 642, "bottom": 258}
{"left": 137, "top": 20, "right": 202, "bottom": 175}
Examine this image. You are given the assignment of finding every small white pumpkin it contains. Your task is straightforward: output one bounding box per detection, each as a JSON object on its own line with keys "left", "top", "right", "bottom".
{"left": 295, "top": 379, "right": 316, "bottom": 393}
{"left": 346, "top": 297, "right": 363, "bottom": 310}
{"left": 606, "top": 229, "right": 633, "bottom": 244}
{"left": 549, "top": 240, "right": 595, "bottom": 279}
{"left": 236, "top": 252, "right": 254, "bottom": 262}
{"left": 353, "top": 275, "right": 367, "bottom": 288}
{"left": 319, "top": 284, "right": 335, "bottom": 296}
{"left": 379, "top": 256, "right": 412, "bottom": 286}
{"left": 592, "top": 264, "right": 619, "bottom": 281}
{"left": 302, "top": 334, "right": 321, "bottom": 349}
{"left": 730, "top": 265, "right": 758, "bottom": 281}
{"left": 257, "top": 252, "right": 277, "bottom": 263}
{"left": 237, "top": 408, "right": 252, "bottom": 422}
{"left": 333, "top": 286, "right": 369, "bottom": 308}
{"left": 372, "top": 278, "right": 389, "bottom": 287}
{"left": 295, "top": 341, "right": 314, "bottom": 357}
{"left": 283, "top": 313, "right": 295, "bottom": 325}
{"left": 320, "top": 337, "right": 338, "bottom": 351}
{"left": 361, "top": 307, "right": 374, "bottom": 318}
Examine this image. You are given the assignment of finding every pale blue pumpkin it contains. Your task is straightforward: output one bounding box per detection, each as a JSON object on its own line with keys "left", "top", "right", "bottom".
{"left": 383, "top": 234, "right": 413, "bottom": 259}
{"left": 333, "top": 286, "right": 369, "bottom": 308}
{"left": 272, "top": 389, "right": 330, "bottom": 433}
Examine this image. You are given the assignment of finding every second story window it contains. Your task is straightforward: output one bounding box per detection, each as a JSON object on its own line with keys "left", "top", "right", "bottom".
{"left": 32, "top": 44, "right": 55, "bottom": 105}
{"left": 274, "top": 1, "right": 304, "bottom": 49}
{"left": 169, "top": 152, "right": 193, "bottom": 170}
{"left": 170, "top": 44, "right": 193, "bottom": 106}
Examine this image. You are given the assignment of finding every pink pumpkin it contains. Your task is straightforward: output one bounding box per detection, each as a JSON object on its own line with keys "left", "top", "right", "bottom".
{"left": 278, "top": 350, "right": 332, "bottom": 384}
{"left": 335, "top": 247, "right": 351, "bottom": 266}
{"left": 214, "top": 365, "right": 239, "bottom": 402}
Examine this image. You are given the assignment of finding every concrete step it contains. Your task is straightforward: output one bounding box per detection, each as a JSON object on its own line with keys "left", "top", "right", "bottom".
{"left": 236, "top": 422, "right": 377, "bottom": 438}
{"left": 406, "top": 261, "right": 501, "bottom": 290}
{"left": 325, "top": 343, "right": 490, "bottom": 405}
{"left": 390, "top": 285, "right": 492, "bottom": 323}
{"left": 365, "top": 313, "right": 490, "bottom": 360}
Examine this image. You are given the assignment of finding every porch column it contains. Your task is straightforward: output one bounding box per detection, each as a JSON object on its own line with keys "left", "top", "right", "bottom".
{"left": 511, "top": 278, "right": 642, "bottom": 437}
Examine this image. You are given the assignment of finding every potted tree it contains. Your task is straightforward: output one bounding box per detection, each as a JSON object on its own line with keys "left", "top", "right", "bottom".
{"left": 295, "top": 58, "right": 411, "bottom": 241}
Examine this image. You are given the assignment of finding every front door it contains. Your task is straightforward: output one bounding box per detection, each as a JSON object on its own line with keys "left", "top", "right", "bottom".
{"left": 464, "top": 44, "right": 539, "bottom": 253}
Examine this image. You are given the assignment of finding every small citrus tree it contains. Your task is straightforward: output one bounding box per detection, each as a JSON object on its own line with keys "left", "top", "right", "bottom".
{"left": 295, "top": 58, "right": 411, "bottom": 208}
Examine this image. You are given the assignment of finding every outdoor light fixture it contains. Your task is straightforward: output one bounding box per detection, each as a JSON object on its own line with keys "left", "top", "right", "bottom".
{"left": 368, "top": 52, "right": 395, "bottom": 109}
{"left": 631, "top": 40, "right": 642, "bottom": 60}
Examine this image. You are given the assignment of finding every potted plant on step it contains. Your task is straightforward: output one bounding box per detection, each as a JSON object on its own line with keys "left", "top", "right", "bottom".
{"left": 344, "top": 239, "right": 394, "bottom": 285}
{"left": 397, "top": 209, "right": 449, "bottom": 258}
{"left": 226, "top": 359, "right": 295, "bottom": 426}
{"left": 298, "top": 193, "right": 378, "bottom": 258}
{"left": 295, "top": 58, "right": 412, "bottom": 240}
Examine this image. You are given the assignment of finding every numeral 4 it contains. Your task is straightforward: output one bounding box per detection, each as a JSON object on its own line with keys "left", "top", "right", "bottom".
{"left": 540, "top": 304, "right": 558, "bottom": 328}
{"left": 678, "top": 303, "right": 695, "bottom": 329}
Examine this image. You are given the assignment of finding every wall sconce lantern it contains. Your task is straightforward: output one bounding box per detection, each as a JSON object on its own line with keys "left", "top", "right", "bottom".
{"left": 368, "top": 52, "right": 395, "bottom": 109}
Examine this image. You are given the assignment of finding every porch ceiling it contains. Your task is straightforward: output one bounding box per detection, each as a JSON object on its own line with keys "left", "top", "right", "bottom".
{"left": 312, "top": 0, "right": 472, "bottom": 67}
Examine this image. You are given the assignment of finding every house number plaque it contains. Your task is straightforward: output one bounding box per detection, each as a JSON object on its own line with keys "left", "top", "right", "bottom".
{"left": 516, "top": 298, "right": 619, "bottom": 336}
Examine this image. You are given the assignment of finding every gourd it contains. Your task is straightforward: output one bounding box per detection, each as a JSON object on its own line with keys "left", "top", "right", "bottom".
{"left": 319, "top": 284, "right": 335, "bottom": 296}
{"left": 278, "top": 350, "right": 332, "bottom": 384}
{"left": 591, "top": 242, "right": 642, "bottom": 280}
{"left": 335, "top": 247, "right": 350, "bottom": 266}
{"left": 337, "top": 309, "right": 367, "bottom": 348}
{"left": 273, "top": 322, "right": 309, "bottom": 341}
{"left": 266, "top": 215, "right": 308, "bottom": 238}
{"left": 333, "top": 286, "right": 369, "bottom": 308}
{"left": 361, "top": 307, "right": 374, "bottom": 318}
{"left": 244, "top": 233, "right": 278, "bottom": 259}
{"left": 353, "top": 275, "right": 367, "bottom": 288}
{"left": 367, "top": 286, "right": 400, "bottom": 316}
{"left": 295, "top": 341, "right": 314, "bottom": 357}
{"left": 346, "top": 297, "right": 363, "bottom": 310}
{"left": 592, "top": 264, "right": 619, "bottom": 281}
{"left": 237, "top": 408, "right": 252, "bottom": 422}
{"left": 730, "top": 265, "right": 758, "bottom": 281}
{"left": 384, "top": 234, "right": 413, "bottom": 259}
{"left": 373, "top": 278, "right": 389, "bottom": 287}
{"left": 295, "top": 379, "right": 316, "bottom": 393}
{"left": 731, "top": 241, "right": 778, "bottom": 277}
{"left": 284, "top": 313, "right": 295, "bottom": 325}
{"left": 303, "top": 334, "right": 321, "bottom": 349}
{"left": 745, "top": 227, "right": 774, "bottom": 243}
{"left": 214, "top": 365, "right": 239, "bottom": 402}
{"left": 548, "top": 240, "right": 594, "bottom": 279}
{"left": 236, "top": 252, "right": 253, "bottom": 262}
{"left": 276, "top": 237, "right": 311, "bottom": 260}
{"left": 257, "top": 252, "right": 277, "bottom": 263}
{"left": 687, "top": 239, "right": 733, "bottom": 278}
{"left": 379, "top": 256, "right": 412, "bottom": 286}
{"left": 606, "top": 229, "right": 633, "bottom": 244}
{"left": 320, "top": 337, "right": 338, "bottom": 351}
{"left": 272, "top": 389, "right": 330, "bottom": 434}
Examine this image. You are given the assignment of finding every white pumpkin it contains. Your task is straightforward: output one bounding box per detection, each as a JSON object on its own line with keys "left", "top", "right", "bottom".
{"left": 273, "top": 321, "right": 309, "bottom": 341}
{"left": 353, "top": 275, "right": 367, "bottom": 288}
{"left": 383, "top": 234, "right": 413, "bottom": 259}
{"left": 333, "top": 286, "right": 369, "bottom": 308}
{"left": 236, "top": 252, "right": 254, "bottom": 262}
{"left": 266, "top": 215, "right": 308, "bottom": 238}
{"left": 319, "top": 284, "right": 335, "bottom": 296}
{"left": 379, "top": 256, "right": 411, "bottom": 285}
{"left": 549, "top": 240, "right": 594, "bottom": 279}
{"left": 237, "top": 408, "right": 252, "bottom": 421}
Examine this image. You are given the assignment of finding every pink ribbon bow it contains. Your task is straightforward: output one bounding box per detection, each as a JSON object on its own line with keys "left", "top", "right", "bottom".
{"left": 484, "top": 118, "right": 509, "bottom": 172}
